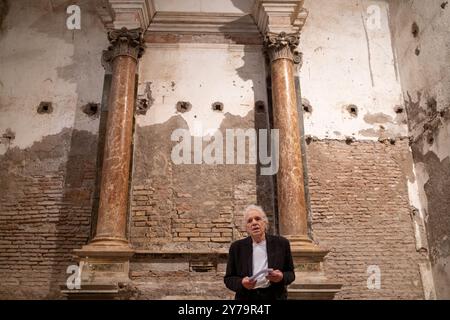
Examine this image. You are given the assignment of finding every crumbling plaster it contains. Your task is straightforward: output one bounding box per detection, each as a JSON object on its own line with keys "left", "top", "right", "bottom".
{"left": 137, "top": 43, "right": 267, "bottom": 137}
{"left": 0, "top": 0, "right": 107, "bottom": 155}
{"left": 389, "top": 0, "right": 450, "bottom": 299}
{"left": 300, "top": 0, "right": 406, "bottom": 141}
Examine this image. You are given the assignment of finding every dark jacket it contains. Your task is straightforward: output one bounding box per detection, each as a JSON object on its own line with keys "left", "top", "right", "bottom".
{"left": 224, "top": 234, "right": 295, "bottom": 300}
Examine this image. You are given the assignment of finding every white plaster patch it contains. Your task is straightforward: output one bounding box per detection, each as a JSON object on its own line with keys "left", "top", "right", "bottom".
{"left": 408, "top": 161, "right": 430, "bottom": 219}
{"left": 300, "top": 0, "right": 406, "bottom": 140}
{"left": 137, "top": 44, "right": 267, "bottom": 136}
{"left": 0, "top": 2, "right": 107, "bottom": 155}
{"left": 419, "top": 262, "right": 437, "bottom": 300}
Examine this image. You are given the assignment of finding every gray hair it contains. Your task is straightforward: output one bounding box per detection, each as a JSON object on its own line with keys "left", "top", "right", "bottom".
{"left": 243, "top": 205, "right": 269, "bottom": 226}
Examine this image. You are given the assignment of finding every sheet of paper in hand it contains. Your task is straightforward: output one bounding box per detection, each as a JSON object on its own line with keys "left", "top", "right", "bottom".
{"left": 249, "top": 268, "right": 273, "bottom": 281}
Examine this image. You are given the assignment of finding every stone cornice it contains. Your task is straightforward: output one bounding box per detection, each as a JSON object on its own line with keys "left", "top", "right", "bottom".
{"left": 252, "top": 0, "right": 308, "bottom": 35}
{"left": 96, "top": 0, "right": 156, "bottom": 30}
{"left": 147, "top": 12, "right": 260, "bottom": 35}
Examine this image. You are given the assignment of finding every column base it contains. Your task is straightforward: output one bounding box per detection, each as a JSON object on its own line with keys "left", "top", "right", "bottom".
{"left": 285, "top": 235, "right": 343, "bottom": 300}
{"left": 61, "top": 239, "right": 137, "bottom": 300}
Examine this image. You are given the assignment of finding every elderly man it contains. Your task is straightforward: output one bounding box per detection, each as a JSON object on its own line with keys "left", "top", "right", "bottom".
{"left": 224, "top": 205, "right": 295, "bottom": 300}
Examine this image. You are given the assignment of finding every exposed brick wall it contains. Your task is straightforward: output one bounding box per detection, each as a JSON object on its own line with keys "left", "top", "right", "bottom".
{"left": 130, "top": 112, "right": 276, "bottom": 252}
{"left": 0, "top": 124, "right": 428, "bottom": 300}
{"left": 0, "top": 129, "right": 97, "bottom": 299}
{"left": 307, "top": 139, "right": 428, "bottom": 299}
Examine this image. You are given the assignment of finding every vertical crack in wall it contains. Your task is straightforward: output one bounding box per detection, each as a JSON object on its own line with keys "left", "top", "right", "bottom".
{"left": 360, "top": 1, "right": 375, "bottom": 87}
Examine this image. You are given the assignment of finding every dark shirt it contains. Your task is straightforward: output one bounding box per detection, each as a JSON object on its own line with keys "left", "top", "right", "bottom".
{"left": 224, "top": 234, "right": 295, "bottom": 300}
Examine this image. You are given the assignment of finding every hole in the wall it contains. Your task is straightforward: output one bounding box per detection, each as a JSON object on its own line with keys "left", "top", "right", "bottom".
{"left": 176, "top": 101, "right": 192, "bottom": 113}
{"left": 411, "top": 22, "right": 420, "bottom": 38}
{"left": 255, "top": 101, "right": 265, "bottom": 113}
{"left": 346, "top": 104, "right": 358, "bottom": 117}
{"left": 345, "top": 136, "right": 355, "bottom": 145}
{"left": 394, "top": 106, "right": 404, "bottom": 114}
{"left": 37, "top": 102, "right": 53, "bottom": 114}
{"left": 415, "top": 46, "right": 421, "bottom": 56}
{"left": 136, "top": 99, "right": 149, "bottom": 115}
{"left": 82, "top": 102, "right": 100, "bottom": 117}
{"left": 212, "top": 102, "right": 224, "bottom": 112}
{"left": 302, "top": 98, "right": 313, "bottom": 114}
{"left": 305, "top": 135, "right": 317, "bottom": 145}
{"left": 441, "top": 1, "right": 448, "bottom": 9}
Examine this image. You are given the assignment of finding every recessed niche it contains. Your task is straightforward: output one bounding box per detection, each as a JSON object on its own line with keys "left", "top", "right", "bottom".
{"left": 302, "top": 98, "right": 313, "bottom": 113}
{"left": 346, "top": 104, "right": 358, "bottom": 117}
{"left": 255, "top": 101, "right": 265, "bottom": 113}
{"left": 136, "top": 99, "right": 149, "bottom": 115}
{"left": 212, "top": 102, "right": 224, "bottom": 112}
{"left": 394, "top": 106, "right": 404, "bottom": 114}
{"left": 82, "top": 103, "right": 99, "bottom": 117}
{"left": 37, "top": 102, "right": 53, "bottom": 114}
{"left": 176, "top": 101, "right": 192, "bottom": 113}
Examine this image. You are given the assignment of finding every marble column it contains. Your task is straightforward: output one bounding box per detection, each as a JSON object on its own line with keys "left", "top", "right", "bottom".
{"left": 259, "top": 30, "right": 342, "bottom": 300}
{"left": 65, "top": 28, "right": 147, "bottom": 299}
{"left": 89, "top": 28, "right": 144, "bottom": 250}
{"left": 265, "top": 32, "right": 313, "bottom": 248}
{"left": 76, "top": 27, "right": 144, "bottom": 258}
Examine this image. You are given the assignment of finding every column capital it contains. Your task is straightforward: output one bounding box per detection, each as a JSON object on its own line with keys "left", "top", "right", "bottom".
{"left": 102, "top": 27, "right": 145, "bottom": 68}
{"left": 264, "top": 32, "right": 302, "bottom": 64}
{"left": 252, "top": 0, "right": 308, "bottom": 35}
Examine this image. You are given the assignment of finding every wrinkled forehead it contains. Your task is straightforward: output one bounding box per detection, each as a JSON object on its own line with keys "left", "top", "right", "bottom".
{"left": 245, "top": 209, "right": 264, "bottom": 221}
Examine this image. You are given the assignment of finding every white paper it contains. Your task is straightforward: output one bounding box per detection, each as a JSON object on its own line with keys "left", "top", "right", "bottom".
{"left": 249, "top": 268, "right": 273, "bottom": 281}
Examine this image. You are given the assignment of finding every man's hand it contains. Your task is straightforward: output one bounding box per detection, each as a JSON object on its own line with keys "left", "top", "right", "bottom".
{"left": 242, "top": 277, "right": 257, "bottom": 289}
{"left": 266, "top": 269, "right": 284, "bottom": 283}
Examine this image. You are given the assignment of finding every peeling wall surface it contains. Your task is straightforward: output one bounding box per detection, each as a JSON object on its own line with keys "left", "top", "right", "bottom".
{"left": 300, "top": 0, "right": 407, "bottom": 141}
{"left": 132, "top": 44, "right": 274, "bottom": 253}
{"left": 0, "top": 0, "right": 447, "bottom": 300}
{"left": 0, "top": 0, "right": 106, "bottom": 298}
{"left": 389, "top": 0, "right": 450, "bottom": 299}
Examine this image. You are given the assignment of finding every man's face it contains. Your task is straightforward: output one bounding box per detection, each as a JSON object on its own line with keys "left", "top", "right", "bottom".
{"left": 245, "top": 209, "right": 267, "bottom": 238}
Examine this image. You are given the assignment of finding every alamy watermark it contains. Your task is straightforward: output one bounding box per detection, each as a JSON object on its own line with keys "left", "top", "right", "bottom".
{"left": 66, "top": 264, "right": 81, "bottom": 290}
{"left": 366, "top": 4, "right": 382, "bottom": 31}
{"left": 171, "top": 125, "right": 279, "bottom": 176}
{"left": 367, "top": 265, "right": 381, "bottom": 290}
{"left": 66, "top": 5, "right": 81, "bottom": 30}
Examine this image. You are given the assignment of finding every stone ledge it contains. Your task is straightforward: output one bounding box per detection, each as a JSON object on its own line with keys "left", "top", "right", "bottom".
{"left": 134, "top": 249, "right": 228, "bottom": 257}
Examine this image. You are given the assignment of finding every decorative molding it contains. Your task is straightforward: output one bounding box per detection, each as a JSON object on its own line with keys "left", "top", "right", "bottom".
{"left": 102, "top": 27, "right": 145, "bottom": 67}
{"left": 95, "top": 1, "right": 308, "bottom": 37}
{"left": 96, "top": 0, "right": 156, "bottom": 30}
{"left": 147, "top": 12, "right": 260, "bottom": 35}
{"left": 264, "top": 32, "right": 302, "bottom": 64}
{"left": 252, "top": 0, "right": 308, "bottom": 35}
